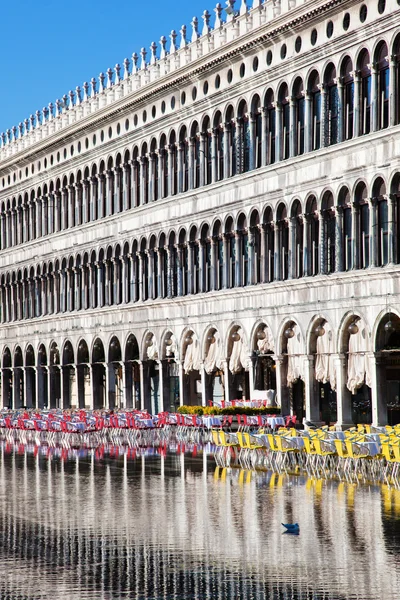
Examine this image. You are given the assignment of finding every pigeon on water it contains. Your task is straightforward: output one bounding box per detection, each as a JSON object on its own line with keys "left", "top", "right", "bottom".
{"left": 282, "top": 523, "right": 300, "bottom": 534}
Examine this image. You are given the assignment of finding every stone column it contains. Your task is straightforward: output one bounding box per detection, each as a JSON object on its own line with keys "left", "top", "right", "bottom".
{"left": 138, "top": 252, "right": 144, "bottom": 301}
{"left": 210, "top": 237, "right": 217, "bottom": 291}
{"left": 211, "top": 129, "right": 218, "bottom": 183}
{"left": 249, "top": 114, "right": 256, "bottom": 170}
{"left": 188, "top": 139, "right": 195, "bottom": 190}
{"left": 223, "top": 123, "right": 231, "bottom": 179}
{"left": 288, "top": 96, "right": 296, "bottom": 157}
{"left": 121, "top": 256, "right": 128, "bottom": 304}
{"left": 261, "top": 107, "right": 268, "bottom": 167}
{"left": 75, "top": 183, "right": 82, "bottom": 226}
{"left": 351, "top": 202, "right": 359, "bottom": 270}
{"left": 247, "top": 227, "right": 255, "bottom": 285}
{"left": 370, "top": 352, "right": 387, "bottom": 427}
{"left": 176, "top": 144, "right": 183, "bottom": 193}
{"left": 288, "top": 216, "right": 296, "bottom": 279}
{"left": 148, "top": 153, "right": 155, "bottom": 202}
{"left": 82, "top": 180, "right": 89, "bottom": 224}
{"left": 337, "top": 77, "right": 344, "bottom": 143}
{"left": 200, "top": 363, "right": 206, "bottom": 407}
{"left": 156, "top": 249, "right": 163, "bottom": 298}
{"left": 90, "top": 176, "right": 97, "bottom": 221}
{"left": 352, "top": 70, "right": 361, "bottom": 137}
{"left": 122, "top": 163, "right": 130, "bottom": 210}
{"left": 176, "top": 245, "right": 183, "bottom": 296}
{"left": 333, "top": 354, "right": 353, "bottom": 430}
{"left": 105, "top": 170, "right": 113, "bottom": 216}
{"left": 140, "top": 157, "right": 147, "bottom": 205}
{"left": 167, "top": 146, "right": 174, "bottom": 197}
{"left": 198, "top": 241, "right": 205, "bottom": 293}
{"left": 96, "top": 261, "right": 104, "bottom": 307}
{"left": 53, "top": 190, "right": 61, "bottom": 232}
{"left": 304, "top": 355, "right": 321, "bottom": 424}
{"left": 303, "top": 91, "right": 312, "bottom": 154}
{"left": 187, "top": 242, "right": 195, "bottom": 295}
{"left": 41, "top": 196, "right": 47, "bottom": 237}
{"left": 370, "top": 62, "right": 378, "bottom": 132}
{"left": 222, "top": 234, "right": 230, "bottom": 288}
{"left": 235, "top": 232, "right": 242, "bottom": 287}
{"left": 260, "top": 224, "right": 268, "bottom": 283}
{"left": 89, "top": 365, "right": 95, "bottom": 410}
{"left": 68, "top": 184, "right": 75, "bottom": 228}
{"left": 388, "top": 194, "right": 396, "bottom": 264}
{"left": 175, "top": 359, "right": 184, "bottom": 407}
{"left": 104, "top": 260, "right": 111, "bottom": 305}
{"left": 318, "top": 211, "right": 326, "bottom": 274}
{"left": 274, "top": 222, "right": 281, "bottom": 281}
{"left": 139, "top": 361, "right": 145, "bottom": 411}
{"left": 74, "top": 267, "right": 81, "bottom": 310}
{"left": 275, "top": 103, "right": 282, "bottom": 163}
{"left": 114, "top": 166, "right": 121, "bottom": 213}
{"left": 98, "top": 173, "right": 105, "bottom": 218}
{"left": 130, "top": 254, "right": 138, "bottom": 303}
{"left": 223, "top": 360, "right": 230, "bottom": 405}
{"left": 61, "top": 188, "right": 68, "bottom": 229}
{"left": 335, "top": 206, "right": 344, "bottom": 272}
{"left": 130, "top": 160, "right": 138, "bottom": 207}
{"left": 319, "top": 83, "right": 327, "bottom": 147}
{"left": 389, "top": 54, "right": 397, "bottom": 127}
{"left": 200, "top": 132, "right": 207, "bottom": 187}
{"left": 369, "top": 197, "right": 378, "bottom": 267}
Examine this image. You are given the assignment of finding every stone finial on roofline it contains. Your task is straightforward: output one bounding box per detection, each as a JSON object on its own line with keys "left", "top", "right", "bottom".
{"left": 123, "top": 58, "right": 130, "bottom": 80}
{"left": 191, "top": 17, "right": 199, "bottom": 42}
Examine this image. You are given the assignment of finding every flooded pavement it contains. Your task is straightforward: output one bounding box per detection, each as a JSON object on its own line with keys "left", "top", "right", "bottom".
{"left": 0, "top": 442, "right": 398, "bottom": 599}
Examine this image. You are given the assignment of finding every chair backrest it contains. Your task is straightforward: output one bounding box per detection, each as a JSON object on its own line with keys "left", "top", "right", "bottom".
{"left": 334, "top": 439, "right": 347, "bottom": 458}
{"left": 211, "top": 430, "right": 221, "bottom": 447}
{"left": 303, "top": 437, "right": 315, "bottom": 454}
{"left": 381, "top": 443, "right": 393, "bottom": 462}
{"left": 393, "top": 445, "right": 400, "bottom": 463}
{"left": 267, "top": 434, "right": 277, "bottom": 451}
{"left": 345, "top": 440, "right": 356, "bottom": 459}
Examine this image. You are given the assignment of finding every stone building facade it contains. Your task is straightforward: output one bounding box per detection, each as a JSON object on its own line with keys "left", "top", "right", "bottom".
{"left": 0, "top": 0, "right": 400, "bottom": 426}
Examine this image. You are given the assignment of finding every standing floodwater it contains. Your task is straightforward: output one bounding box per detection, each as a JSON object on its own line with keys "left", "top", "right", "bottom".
{"left": 0, "top": 444, "right": 398, "bottom": 600}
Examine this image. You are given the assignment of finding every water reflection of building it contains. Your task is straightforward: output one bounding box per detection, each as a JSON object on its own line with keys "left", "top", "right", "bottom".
{"left": 1, "top": 2, "right": 400, "bottom": 427}
{"left": 0, "top": 448, "right": 398, "bottom": 599}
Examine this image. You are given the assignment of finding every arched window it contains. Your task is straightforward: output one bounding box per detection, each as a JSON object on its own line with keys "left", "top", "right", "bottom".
{"left": 265, "top": 89, "right": 276, "bottom": 165}
{"left": 375, "top": 42, "right": 389, "bottom": 130}
{"left": 292, "top": 200, "right": 303, "bottom": 278}
{"left": 212, "top": 221, "right": 224, "bottom": 290}
{"left": 251, "top": 95, "right": 262, "bottom": 169}
{"left": 324, "top": 63, "right": 338, "bottom": 145}
{"left": 356, "top": 183, "right": 369, "bottom": 269}
{"left": 278, "top": 84, "right": 290, "bottom": 160}
{"left": 309, "top": 71, "right": 321, "bottom": 151}
{"left": 225, "top": 217, "right": 235, "bottom": 288}
{"left": 359, "top": 50, "right": 371, "bottom": 135}
{"left": 178, "top": 128, "right": 188, "bottom": 193}
{"left": 235, "top": 102, "right": 250, "bottom": 174}
{"left": 150, "top": 139, "right": 158, "bottom": 202}
{"left": 236, "top": 214, "right": 248, "bottom": 286}
{"left": 374, "top": 178, "right": 388, "bottom": 266}
{"left": 293, "top": 78, "right": 305, "bottom": 156}
{"left": 213, "top": 112, "right": 224, "bottom": 181}
{"left": 306, "top": 196, "right": 319, "bottom": 275}
{"left": 339, "top": 187, "right": 352, "bottom": 270}
{"left": 249, "top": 210, "right": 261, "bottom": 284}
{"left": 321, "top": 192, "right": 335, "bottom": 273}
{"left": 276, "top": 204, "right": 288, "bottom": 280}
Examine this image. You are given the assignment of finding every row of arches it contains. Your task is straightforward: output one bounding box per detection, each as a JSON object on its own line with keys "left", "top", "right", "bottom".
{"left": 1, "top": 41, "right": 400, "bottom": 250}
{"left": 1, "top": 310, "right": 399, "bottom": 427}
{"left": 1, "top": 176, "right": 400, "bottom": 322}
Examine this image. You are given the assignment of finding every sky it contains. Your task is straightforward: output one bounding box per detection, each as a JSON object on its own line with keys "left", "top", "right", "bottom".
{"left": 0, "top": 0, "right": 218, "bottom": 135}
